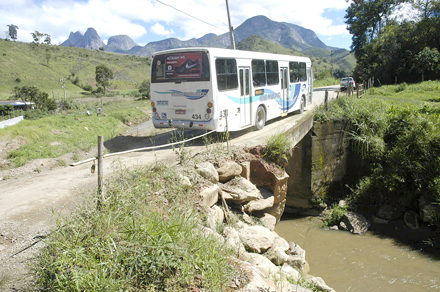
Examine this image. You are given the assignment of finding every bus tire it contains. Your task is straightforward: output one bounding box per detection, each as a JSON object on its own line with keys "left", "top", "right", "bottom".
{"left": 299, "top": 96, "right": 306, "bottom": 113}
{"left": 254, "top": 105, "right": 266, "bottom": 130}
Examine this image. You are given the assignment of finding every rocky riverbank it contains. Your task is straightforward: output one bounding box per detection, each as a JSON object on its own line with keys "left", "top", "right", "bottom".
{"left": 192, "top": 149, "right": 335, "bottom": 292}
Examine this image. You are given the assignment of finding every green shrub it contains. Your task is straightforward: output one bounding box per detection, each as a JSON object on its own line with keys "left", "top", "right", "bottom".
{"left": 264, "top": 133, "right": 291, "bottom": 166}
{"left": 24, "top": 109, "right": 45, "bottom": 120}
{"left": 324, "top": 204, "right": 348, "bottom": 227}
{"left": 395, "top": 82, "right": 408, "bottom": 93}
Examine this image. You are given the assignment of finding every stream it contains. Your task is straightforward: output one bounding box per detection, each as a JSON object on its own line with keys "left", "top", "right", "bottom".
{"left": 275, "top": 216, "right": 440, "bottom": 292}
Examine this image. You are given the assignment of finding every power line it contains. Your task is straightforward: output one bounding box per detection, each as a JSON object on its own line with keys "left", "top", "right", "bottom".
{"left": 155, "top": 0, "right": 228, "bottom": 32}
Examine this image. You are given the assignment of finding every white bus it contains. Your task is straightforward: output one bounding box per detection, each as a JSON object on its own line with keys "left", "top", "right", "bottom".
{"left": 150, "top": 47, "right": 312, "bottom": 132}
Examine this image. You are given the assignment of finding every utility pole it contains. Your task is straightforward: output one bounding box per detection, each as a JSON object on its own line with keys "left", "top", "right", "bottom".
{"left": 330, "top": 50, "right": 334, "bottom": 78}
{"left": 59, "top": 79, "right": 66, "bottom": 100}
{"left": 225, "top": 0, "right": 236, "bottom": 50}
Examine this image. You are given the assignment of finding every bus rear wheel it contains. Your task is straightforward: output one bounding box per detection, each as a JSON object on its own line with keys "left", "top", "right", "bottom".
{"left": 254, "top": 105, "right": 266, "bottom": 130}
{"left": 299, "top": 96, "right": 305, "bottom": 113}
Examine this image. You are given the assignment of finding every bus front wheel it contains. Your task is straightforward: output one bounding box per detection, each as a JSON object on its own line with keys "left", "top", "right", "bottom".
{"left": 254, "top": 106, "right": 266, "bottom": 130}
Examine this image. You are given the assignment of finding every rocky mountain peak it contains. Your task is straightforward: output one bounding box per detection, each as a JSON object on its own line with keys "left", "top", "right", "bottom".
{"left": 106, "top": 35, "right": 138, "bottom": 52}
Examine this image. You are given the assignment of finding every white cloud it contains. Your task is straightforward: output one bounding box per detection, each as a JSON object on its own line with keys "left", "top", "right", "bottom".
{"left": 150, "top": 23, "right": 174, "bottom": 36}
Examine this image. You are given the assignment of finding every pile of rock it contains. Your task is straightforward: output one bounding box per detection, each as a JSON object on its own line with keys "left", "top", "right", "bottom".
{"left": 194, "top": 159, "right": 334, "bottom": 292}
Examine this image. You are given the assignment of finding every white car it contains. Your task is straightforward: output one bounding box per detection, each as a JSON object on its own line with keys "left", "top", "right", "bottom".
{"left": 340, "top": 77, "right": 356, "bottom": 91}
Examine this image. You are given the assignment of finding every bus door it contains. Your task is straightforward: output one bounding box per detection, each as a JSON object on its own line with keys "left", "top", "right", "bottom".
{"left": 280, "top": 67, "right": 289, "bottom": 115}
{"left": 307, "top": 67, "right": 313, "bottom": 104}
{"left": 239, "top": 67, "right": 251, "bottom": 127}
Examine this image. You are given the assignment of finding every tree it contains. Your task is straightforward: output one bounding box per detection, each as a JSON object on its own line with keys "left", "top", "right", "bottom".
{"left": 415, "top": 47, "right": 440, "bottom": 81}
{"left": 11, "top": 86, "right": 56, "bottom": 111}
{"left": 138, "top": 80, "right": 150, "bottom": 99}
{"left": 95, "top": 65, "right": 113, "bottom": 95}
{"left": 7, "top": 24, "right": 18, "bottom": 41}
{"left": 44, "top": 34, "right": 51, "bottom": 45}
{"left": 31, "top": 30, "right": 44, "bottom": 43}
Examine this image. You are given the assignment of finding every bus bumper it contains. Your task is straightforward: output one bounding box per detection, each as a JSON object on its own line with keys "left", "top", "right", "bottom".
{"left": 152, "top": 118, "right": 217, "bottom": 130}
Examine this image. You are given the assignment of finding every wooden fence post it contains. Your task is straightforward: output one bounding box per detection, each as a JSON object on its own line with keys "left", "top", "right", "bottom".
{"left": 97, "top": 136, "right": 104, "bottom": 208}
{"left": 325, "top": 89, "right": 329, "bottom": 111}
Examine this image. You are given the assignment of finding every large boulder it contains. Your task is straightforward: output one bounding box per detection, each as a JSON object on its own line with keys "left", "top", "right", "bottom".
{"left": 286, "top": 241, "right": 306, "bottom": 270}
{"left": 341, "top": 211, "right": 370, "bottom": 234}
{"left": 206, "top": 205, "right": 224, "bottom": 229}
{"left": 200, "top": 184, "right": 219, "bottom": 207}
{"left": 404, "top": 211, "right": 419, "bottom": 230}
{"left": 220, "top": 177, "right": 262, "bottom": 203}
{"left": 238, "top": 225, "right": 276, "bottom": 253}
{"left": 237, "top": 260, "right": 277, "bottom": 292}
{"left": 308, "top": 276, "right": 335, "bottom": 292}
{"left": 246, "top": 253, "right": 280, "bottom": 279}
{"left": 243, "top": 196, "right": 275, "bottom": 213}
{"left": 419, "top": 196, "right": 438, "bottom": 223}
{"left": 255, "top": 199, "right": 286, "bottom": 223}
{"left": 259, "top": 213, "right": 277, "bottom": 231}
{"left": 196, "top": 162, "right": 219, "bottom": 183}
{"left": 281, "top": 263, "right": 300, "bottom": 281}
{"left": 265, "top": 246, "right": 290, "bottom": 266}
{"left": 223, "top": 227, "right": 246, "bottom": 257}
{"left": 217, "top": 161, "right": 242, "bottom": 182}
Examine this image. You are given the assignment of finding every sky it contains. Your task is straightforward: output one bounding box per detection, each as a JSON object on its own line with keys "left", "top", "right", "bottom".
{"left": 0, "top": 0, "right": 353, "bottom": 50}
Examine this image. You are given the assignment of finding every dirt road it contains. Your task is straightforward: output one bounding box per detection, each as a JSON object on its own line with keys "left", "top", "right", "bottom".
{"left": 0, "top": 87, "right": 335, "bottom": 291}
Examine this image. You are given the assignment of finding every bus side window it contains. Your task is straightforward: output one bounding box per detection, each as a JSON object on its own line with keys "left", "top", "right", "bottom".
{"left": 216, "top": 58, "right": 238, "bottom": 91}
{"left": 266, "top": 60, "right": 279, "bottom": 85}
{"left": 289, "top": 62, "right": 299, "bottom": 83}
{"left": 299, "top": 62, "right": 307, "bottom": 82}
{"left": 252, "top": 59, "right": 266, "bottom": 87}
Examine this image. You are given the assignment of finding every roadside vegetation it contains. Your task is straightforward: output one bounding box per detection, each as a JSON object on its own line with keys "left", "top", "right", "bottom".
{"left": 32, "top": 163, "right": 238, "bottom": 291}
{"left": 313, "top": 77, "right": 339, "bottom": 88}
{"left": 315, "top": 81, "right": 440, "bottom": 235}
{"left": 1, "top": 97, "right": 150, "bottom": 168}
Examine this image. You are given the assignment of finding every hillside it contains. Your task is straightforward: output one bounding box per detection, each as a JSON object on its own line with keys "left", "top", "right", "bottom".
{"left": 237, "top": 36, "right": 354, "bottom": 78}
{"left": 0, "top": 39, "right": 150, "bottom": 100}
{"left": 304, "top": 47, "right": 356, "bottom": 76}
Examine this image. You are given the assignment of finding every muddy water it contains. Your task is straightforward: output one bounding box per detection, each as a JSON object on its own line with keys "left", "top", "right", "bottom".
{"left": 276, "top": 217, "right": 440, "bottom": 292}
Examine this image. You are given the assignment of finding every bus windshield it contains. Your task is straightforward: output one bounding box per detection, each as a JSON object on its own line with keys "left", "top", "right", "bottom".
{"left": 151, "top": 51, "right": 210, "bottom": 83}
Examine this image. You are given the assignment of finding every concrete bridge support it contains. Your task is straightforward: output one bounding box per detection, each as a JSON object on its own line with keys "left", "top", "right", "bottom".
{"left": 285, "top": 120, "right": 350, "bottom": 209}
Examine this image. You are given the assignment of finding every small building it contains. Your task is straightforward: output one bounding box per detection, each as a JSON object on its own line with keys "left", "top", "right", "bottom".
{"left": 0, "top": 100, "right": 35, "bottom": 110}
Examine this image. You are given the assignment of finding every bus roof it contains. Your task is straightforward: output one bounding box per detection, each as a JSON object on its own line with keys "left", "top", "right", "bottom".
{"left": 152, "top": 47, "right": 311, "bottom": 63}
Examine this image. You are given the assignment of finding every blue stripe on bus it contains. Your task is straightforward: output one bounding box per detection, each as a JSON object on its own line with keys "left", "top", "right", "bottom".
{"left": 226, "top": 83, "right": 303, "bottom": 110}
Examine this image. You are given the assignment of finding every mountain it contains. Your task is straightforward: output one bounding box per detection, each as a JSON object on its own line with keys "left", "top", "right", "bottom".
{"left": 61, "top": 16, "right": 329, "bottom": 54}
{"left": 106, "top": 35, "right": 138, "bottom": 52}
{"left": 61, "top": 28, "right": 104, "bottom": 50}
{"left": 133, "top": 33, "right": 217, "bottom": 57}
{"left": 204, "top": 15, "right": 327, "bottom": 51}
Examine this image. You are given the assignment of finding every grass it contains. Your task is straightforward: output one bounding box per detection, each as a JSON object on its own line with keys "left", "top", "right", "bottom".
{"left": 313, "top": 77, "right": 339, "bottom": 88}
{"left": 264, "top": 133, "right": 292, "bottom": 166}
{"left": 32, "top": 163, "right": 237, "bottom": 291}
{"left": 0, "top": 97, "right": 150, "bottom": 168}
{"left": 0, "top": 39, "right": 150, "bottom": 100}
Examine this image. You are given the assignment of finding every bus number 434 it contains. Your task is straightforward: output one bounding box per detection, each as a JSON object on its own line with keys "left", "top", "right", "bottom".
{"left": 192, "top": 114, "right": 202, "bottom": 119}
